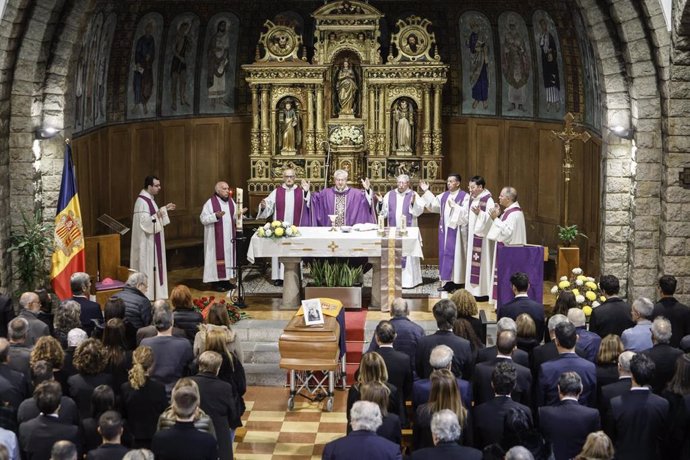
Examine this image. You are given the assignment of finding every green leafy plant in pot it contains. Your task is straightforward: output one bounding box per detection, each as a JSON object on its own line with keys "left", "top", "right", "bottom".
{"left": 308, "top": 259, "right": 363, "bottom": 287}
{"left": 557, "top": 224, "right": 588, "bottom": 247}
{"left": 6, "top": 209, "right": 54, "bottom": 292}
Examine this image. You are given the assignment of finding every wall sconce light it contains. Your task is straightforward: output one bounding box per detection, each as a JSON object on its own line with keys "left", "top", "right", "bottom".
{"left": 610, "top": 125, "right": 635, "bottom": 140}
{"left": 35, "top": 127, "right": 61, "bottom": 139}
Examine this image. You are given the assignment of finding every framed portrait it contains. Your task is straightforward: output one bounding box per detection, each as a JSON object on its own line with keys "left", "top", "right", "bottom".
{"left": 302, "top": 298, "right": 325, "bottom": 326}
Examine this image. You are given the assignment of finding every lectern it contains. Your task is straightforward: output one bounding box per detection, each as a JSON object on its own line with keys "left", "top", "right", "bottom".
{"left": 84, "top": 234, "right": 130, "bottom": 307}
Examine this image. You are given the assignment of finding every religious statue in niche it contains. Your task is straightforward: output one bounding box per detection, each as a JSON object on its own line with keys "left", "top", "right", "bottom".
{"left": 333, "top": 58, "right": 359, "bottom": 117}
{"left": 207, "top": 20, "right": 230, "bottom": 107}
{"left": 370, "top": 161, "right": 383, "bottom": 180}
{"left": 255, "top": 160, "right": 266, "bottom": 179}
{"left": 278, "top": 99, "right": 301, "bottom": 154}
{"left": 425, "top": 160, "right": 438, "bottom": 180}
{"left": 311, "top": 160, "right": 322, "bottom": 179}
{"left": 392, "top": 98, "right": 415, "bottom": 154}
{"left": 132, "top": 20, "right": 157, "bottom": 115}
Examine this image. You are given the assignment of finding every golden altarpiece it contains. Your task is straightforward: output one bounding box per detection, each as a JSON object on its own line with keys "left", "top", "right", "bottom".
{"left": 243, "top": 0, "right": 448, "bottom": 202}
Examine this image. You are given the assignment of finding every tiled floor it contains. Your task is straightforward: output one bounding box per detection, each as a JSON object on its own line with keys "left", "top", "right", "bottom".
{"left": 234, "top": 386, "right": 349, "bottom": 460}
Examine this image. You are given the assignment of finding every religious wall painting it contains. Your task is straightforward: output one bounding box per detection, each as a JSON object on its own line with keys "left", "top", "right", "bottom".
{"left": 532, "top": 10, "right": 565, "bottom": 120}
{"left": 199, "top": 12, "right": 240, "bottom": 114}
{"left": 73, "top": 30, "right": 89, "bottom": 132}
{"left": 83, "top": 12, "right": 103, "bottom": 130}
{"left": 277, "top": 97, "right": 302, "bottom": 155}
{"left": 388, "top": 16, "right": 440, "bottom": 64}
{"left": 390, "top": 97, "right": 417, "bottom": 155}
{"left": 332, "top": 53, "right": 361, "bottom": 118}
{"left": 93, "top": 13, "right": 117, "bottom": 127}
{"left": 498, "top": 12, "right": 533, "bottom": 118}
{"left": 161, "top": 13, "right": 200, "bottom": 117}
{"left": 573, "top": 9, "right": 602, "bottom": 130}
{"left": 459, "top": 11, "right": 496, "bottom": 116}
{"left": 127, "top": 12, "right": 164, "bottom": 119}
{"left": 386, "top": 160, "right": 420, "bottom": 180}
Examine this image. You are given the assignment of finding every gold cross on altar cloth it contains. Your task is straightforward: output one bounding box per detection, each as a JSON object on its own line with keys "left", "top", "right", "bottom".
{"left": 328, "top": 241, "right": 339, "bottom": 252}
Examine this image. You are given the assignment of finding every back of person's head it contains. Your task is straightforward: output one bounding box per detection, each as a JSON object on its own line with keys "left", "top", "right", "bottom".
{"left": 374, "top": 320, "right": 395, "bottom": 345}
{"left": 204, "top": 328, "right": 233, "bottom": 366}
{"left": 492, "top": 361, "right": 517, "bottom": 396}
{"left": 50, "top": 440, "right": 77, "bottom": 460}
{"left": 73, "top": 338, "right": 106, "bottom": 375}
{"left": 630, "top": 353, "right": 655, "bottom": 386}
{"left": 497, "top": 317, "right": 517, "bottom": 334}
{"left": 510, "top": 272, "right": 529, "bottom": 292}
{"left": 555, "top": 321, "right": 577, "bottom": 349}
{"left": 359, "top": 381, "right": 391, "bottom": 416}
{"left": 547, "top": 314, "right": 568, "bottom": 332}
{"left": 30, "top": 336, "right": 65, "bottom": 369}
{"left": 98, "top": 410, "right": 124, "bottom": 442}
{"left": 558, "top": 371, "right": 583, "bottom": 397}
{"left": 0, "top": 444, "right": 8, "bottom": 460}
{"left": 431, "top": 409, "right": 462, "bottom": 443}
{"left": 129, "top": 346, "right": 154, "bottom": 390}
{"left": 70, "top": 272, "right": 90, "bottom": 296}
{"left": 358, "top": 352, "right": 388, "bottom": 384}
{"left": 170, "top": 285, "right": 193, "bottom": 310}
{"left": 34, "top": 380, "right": 62, "bottom": 414}
{"left": 349, "top": 400, "right": 382, "bottom": 432}
{"left": 152, "top": 308, "right": 174, "bottom": 332}
{"left": 631, "top": 297, "right": 654, "bottom": 319}
{"left": 516, "top": 313, "right": 536, "bottom": 339}
{"left": 502, "top": 407, "right": 534, "bottom": 447}
{"left": 54, "top": 300, "right": 81, "bottom": 333}
{"left": 497, "top": 330, "right": 517, "bottom": 355}
{"left": 567, "top": 308, "right": 586, "bottom": 327}
{"left": 198, "top": 350, "right": 223, "bottom": 375}
{"left": 122, "top": 450, "right": 155, "bottom": 460}
{"left": 576, "top": 431, "right": 614, "bottom": 460}
{"left": 618, "top": 350, "right": 636, "bottom": 373}
{"left": 19, "top": 291, "right": 39, "bottom": 311}
{"left": 667, "top": 354, "right": 690, "bottom": 396}
{"left": 651, "top": 316, "right": 672, "bottom": 344}
{"left": 172, "top": 384, "right": 200, "bottom": 419}
{"left": 91, "top": 384, "right": 115, "bottom": 418}
{"left": 429, "top": 369, "right": 465, "bottom": 423}
{"left": 553, "top": 290, "right": 577, "bottom": 316}
{"left": 658, "top": 275, "right": 677, "bottom": 296}
{"left": 432, "top": 299, "right": 457, "bottom": 330}
{"left": 207, "top": 303, "right": 231, "bottom": 327}
{"left": 103, "top": 318, "right": 127, "bottom": 349}
{"left": 429, "top": 344, "right": 453, "bottom": 370}
{"left": 104, "top": 297, "right": 126, "bottom": 321}
{"left": 505, "top": 445, "right": 535, "bottom": 460}
{"left": 0, "top": 338, "right": 9, "bottom": 363}
{"left": 31, "top": 359, "right": 54, "bottom": 386}
{"left": 67, "top": 328, "right": 88, "bottom": 348}
{"left": 8, "top": 317, "right": 28, "bottom": 342}
{"left": 449, "top": 289, "right": 478, "bottom": 317}
{"left": 596, "top": 334, "right": 623, "bottom": 365}
{"left": 599, "top": 275, "right": 620, "bottom": 296}
{"left": 126, "top": 272, "right": 148, "bottom": 290}
{"left": 452, "top": 317, "right": 482, "bottom": 350}
{"left": 390, "top": 298, "right": 408, "bottom": 318}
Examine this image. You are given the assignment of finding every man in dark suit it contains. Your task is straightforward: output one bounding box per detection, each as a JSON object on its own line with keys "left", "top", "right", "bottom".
{"left": 642, "top": 316, "right": 683, "bottom": 394}
{"left": 7, "top": 317, "right": 32, "bottom": 379}
{"left": 372, "top": 321, "right": 412, "bottom": 408}
{"left": 323, "top": 400, "right": 402, "bottom": 460}
{"left": 538, "top": 322, "right": 597, "bottom": 407}
{"left": 472, "top": 330, "right": 532, "bottom": 407}
{"left": 19, "top": 381, "right": 81, "bottom": 460}
{"left": 412, "top": 345, "right": 472, "bottom": 410}
{"left": 0, "top": 294, "right": 14, "bottom": 339}
{"left": 608, "top": 353, "right": 669, "bottom": 460}
{"left": 652, "top": 275, "right": 690, "bottom": 347}
{"left": 598, "top": 350, "right": 634, "bottom": 419}
{"left": 531, "top": 314, "right": 569, "bottom": 377}
{"left": 589, "top": 274, "right": 634, "bottom": 338}
{"left": 151, "top": 384, "right": 218, "bottom": 460}
{"left": 70, "top": 272, "right": 104, "bottom": 337}
{"left": 539, "top": 372, "right": 601, "bottom": 460}
{"left": 415, "top": 299, "right": 473, "bottom": 380}
{"left": 498, "top": 272, "right": 545, "bottom": 340}
{"left": 17, "top": 360, "right": 80, "bottom": 426}
{"left": 85, "top": 410, "right": 130, "bottom": 460}
{"left": 473, "top": 361, "right": 533, "bottom": 448}
{"left": 16, "top": 292, "right": 49, "bottom": 346}
{"left": 410, "top": 409, "right": 482, "bottom": 460}
{"left": 190, "top": 351, "right": 238, "bottom": 460}
{"left": 567, "top": 308, "right": 601, "bottom": 362}
{"left": 476, "top": 317, "right": 530, "bottom": 367}
{"left": 0, "top": 338, "right": 31, "bottom": 411}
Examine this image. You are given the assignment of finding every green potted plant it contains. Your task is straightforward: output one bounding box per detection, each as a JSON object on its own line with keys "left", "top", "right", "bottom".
{"left": 556, "top": 224, "right": 588, "bottom": 279}
{"left": 6, "top": 209, "right": 54, "bottom": 293}
{"left": 304, "top": 259, "right": 363, "bottom": 309}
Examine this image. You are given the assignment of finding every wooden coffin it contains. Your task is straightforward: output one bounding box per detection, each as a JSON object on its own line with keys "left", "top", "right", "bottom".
{"left": 279, "top": 314, "right": 340, "bottom": 371}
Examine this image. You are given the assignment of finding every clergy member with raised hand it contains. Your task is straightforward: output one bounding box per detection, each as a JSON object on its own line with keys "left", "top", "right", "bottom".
{"left": 465, "top": 176, "right": 495, "bottom": 300}
{"left": 379, "top": 174, "right": 425, "bottom": 288}
{"left": 200, "top": 181, "right": 239, "bottom": 292}
{"left": 482, "top": 186, "right": 527, "bottom": 302}
{"left": 256, "top": 168, "right": 305, "bottom": 286}
{"left": 420, "top": 174, "right": 469, "bottom": 293}
{"left": 131, "top": 175, "right": 176, "bottom": 300}
{"left": 301, "top": 169, "right": 376, "bottom": 227}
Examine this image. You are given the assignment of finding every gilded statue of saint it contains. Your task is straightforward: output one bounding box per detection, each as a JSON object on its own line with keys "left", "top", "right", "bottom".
{"left": 334, "top": 58, "right": 358, "bottom": 117}
{"left": 394, "top": 99, "right": 414, "bottom": 153}
{"left": 280, "top": 100, "right": 300, "bottom": 154}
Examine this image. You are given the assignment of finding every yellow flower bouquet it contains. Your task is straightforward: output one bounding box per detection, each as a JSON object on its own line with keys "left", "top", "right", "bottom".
{"left": 551, "top": 267, "right": 604, "bottom": 316}
{"left": 257, "top": 220, "right": 299, "bottom": 239}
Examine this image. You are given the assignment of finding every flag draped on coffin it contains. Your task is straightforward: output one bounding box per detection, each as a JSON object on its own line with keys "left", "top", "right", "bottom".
{"left": 50, "top": 143, "right": 86, "bottom": 299}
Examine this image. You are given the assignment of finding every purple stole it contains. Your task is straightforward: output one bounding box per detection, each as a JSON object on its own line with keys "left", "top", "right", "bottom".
{"left": 438, "top": 190, "right": 468, "bottom": 281}
{"left": 275, "top": 186, "right": 303, "bottom": 223}
{"left": 210, "top": 195, "right": 236, "bottom": 279}
{"left": 469, "top": 193, "right": 492, "bottom": 285}
{"left": 388, "top": 191, "right": 414, "bottom": 269}
{"left": 492, "top": 206, "right": 523, "bottom": 298}
{"left": 137, "top": 195, "right": 164, "bottom": 285}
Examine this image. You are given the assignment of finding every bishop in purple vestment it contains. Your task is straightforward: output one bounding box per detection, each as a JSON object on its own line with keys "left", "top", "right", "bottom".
{"left": 301, "top": 169, "right": 376, "bottom": 227}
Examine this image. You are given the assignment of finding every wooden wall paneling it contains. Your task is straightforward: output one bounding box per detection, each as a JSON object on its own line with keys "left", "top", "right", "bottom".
{"left": 226, "top": 117, "right": 251, "bottom": 191}
{"left": 108, "top": 127, "right": 132, "bottom": 222}
{"left": 160, "top": 120, "right": 191, "bottom": 241}
{"left": 568, "top": 138, "right": 585, "bottom": 229}
{"left": 191, "top": 119, "right": 223, "bottom": 213}
{"left": 473, "top": 119, "right": 501, "bottom": 190}
{"left": 504, "top": 122, "right": 537, "bottom": 217}
{"left": 443, "top": 119, "right": 468, "bottom": 179}
{"left": 72, "top": 135, "right": 94, "bottom": 236}
{"left": 131, "top": 123, "right": 157, "bottom": 201}
{"left": 536, "top": 126, "right": 562, "bottom": 250}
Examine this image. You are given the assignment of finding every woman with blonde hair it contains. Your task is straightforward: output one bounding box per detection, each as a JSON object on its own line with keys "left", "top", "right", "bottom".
{"left": 202, "top": 328, "right": 247, "bottom": 421}
{"left": 595, "top": 334, "right": 624, "bottom": 388}
{"left": 157, "top": 377, "right": 216, "bottom": 438}
{"left": 194, "top": 302, "right": 243, "bottom": 362}
{"left": 121, "top": 346, "right": 168, "bottom": 448}
{"left": 414, "top": 368, "right": 468, "bottom": 450}
{"left": 450, "top": 288, "right": 486, "bottom": 343}
{"left": 516, "top": 313, "right": 540, "bottom": 355}
{"left": 575, "top": 431, "right": 614, "bottom": 460}
{"left": 346, "top": 352, "right": 401, "bottom": 429}
{"left": 359, "top": 381, "right": 401, "bottom": 445}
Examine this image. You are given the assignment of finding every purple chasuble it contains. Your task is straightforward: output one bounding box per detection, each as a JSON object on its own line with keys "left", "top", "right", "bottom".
{"left": 137, "top": 195, "right": 164, "bottom": 285}
{"left": 211, "top": 194, "right": 236, "bottom": 279}
{"left": 438, "top": 190, "right": 468, "bottom": 281}
{"left": 469, "top": 193, "right": 492, "bottom": 285}
{"left": 275, "top": 186, "right": 303, "bottom": 223}
{"left": 304, "top": 187, "right": 375, "bottom": 227}
{"left": 492, "top": 206, "right": 523, "bottom": 299}
{"left": 388, "top": 191, "right": 414, "bottom": 269}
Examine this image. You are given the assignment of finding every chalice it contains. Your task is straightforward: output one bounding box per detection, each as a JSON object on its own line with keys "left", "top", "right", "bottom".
{"left": 328, "top": 214, "right": 338, "bottom": 232}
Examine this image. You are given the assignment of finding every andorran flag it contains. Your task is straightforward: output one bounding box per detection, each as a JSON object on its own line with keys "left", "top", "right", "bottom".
{"left": 50, "top": 142, "right": 86, "bottom": 299}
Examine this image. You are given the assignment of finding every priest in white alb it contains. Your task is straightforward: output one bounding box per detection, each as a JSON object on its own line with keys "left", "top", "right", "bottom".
{"left": 200, "top": 181, "right": 239, "bottom": 291}
{"left": 465, "top": 175, "right": 496, "bottom": 299}
{"left": 420, "top": 173, "right": 470, "bottom": 292}
{"left": 131, "top": 175, "right": 176, "bottom": 300}
{"left": 256, "top": 168, "right": 305, "bottom": 286}
{"left": 379, "top": 174, "right": 425, "bottom": 288}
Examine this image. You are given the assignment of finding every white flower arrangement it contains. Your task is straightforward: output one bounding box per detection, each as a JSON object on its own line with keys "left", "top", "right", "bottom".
{"left": 257, "top": 220, "right": 299, "bottom": 239}
{"left": 329, "top": 125, "right": 364, "bottom": 146}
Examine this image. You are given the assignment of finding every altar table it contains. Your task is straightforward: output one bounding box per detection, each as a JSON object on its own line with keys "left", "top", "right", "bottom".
{"left": 247, "top": 227, "right": 423, "bottom": 309}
